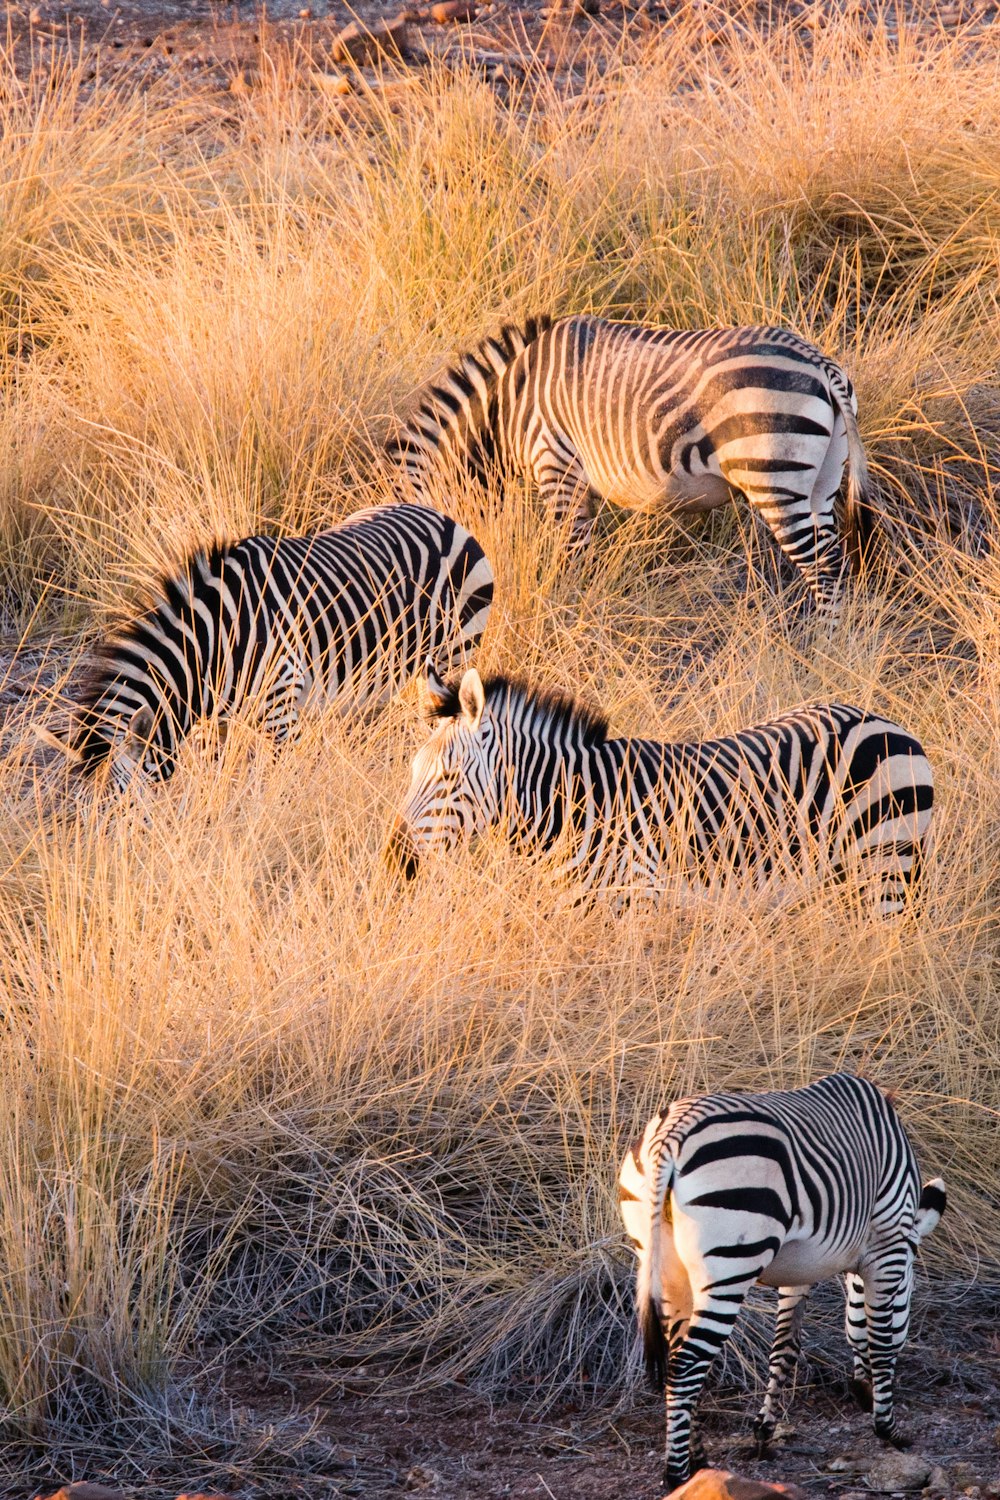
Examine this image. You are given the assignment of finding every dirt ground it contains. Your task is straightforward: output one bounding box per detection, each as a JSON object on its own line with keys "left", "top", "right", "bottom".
{"left": 7, "top": 0, "right": 1000, "bottom": 102}
{"left": 199, "top": 1310, "right": 1000, "bottom": 1500}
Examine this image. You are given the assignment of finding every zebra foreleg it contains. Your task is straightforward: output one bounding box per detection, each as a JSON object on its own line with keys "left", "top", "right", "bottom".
{"left": 532, "top": 442, "right": 594, "bottom": 551}
{"left": 754, "top": 1284, "right": 811, "bottom": 1453}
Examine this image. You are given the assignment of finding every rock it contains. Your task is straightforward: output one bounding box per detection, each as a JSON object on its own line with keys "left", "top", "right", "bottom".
{"left": 29, "top": 5, "right": 44, "bottom": 21}
{"left": 331, "top": 15, "right": 410, "bottom": 65}
{"left": 667, "top": 1472, "right": 810, "bottom": 1500}
{"left": 866, "top": 1453, "right": 933, "bottom": 1493}
{"left": 35, "top": 1486, "right": 128, "bottom": 1500}
{"left": 953, "top": 1467, "right": 986, "bottom": 1490}
{"left": 925, "top": 1467, "right": 951, "bottom": 1496}
{"left": 430, "top": 0, "right": 476, "bottom": 19}
{"left": 827, "top": 1456, "right": 871, "bottom": 1474}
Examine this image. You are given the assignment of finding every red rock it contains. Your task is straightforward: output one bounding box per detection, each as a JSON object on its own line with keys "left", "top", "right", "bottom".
{"left": 667, "top": 1473, "right": 810, "bottom": 1500}
{"left": 430, "top": 0, "right": 476, "bottom": 18}
{"left": 331, "top": 15, "right": 410, "bottom": 64}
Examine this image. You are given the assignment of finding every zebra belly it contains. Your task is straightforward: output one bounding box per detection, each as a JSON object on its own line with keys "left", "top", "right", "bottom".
{"left": 759, "top": 1234, "right": 862, "bottom": 1287}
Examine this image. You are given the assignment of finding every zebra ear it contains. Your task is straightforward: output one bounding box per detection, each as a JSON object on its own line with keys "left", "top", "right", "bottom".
{"left": 458, "top": 668, "right": 485, "bottom": 732}
{"left": 123, "top": 704, "right": 154, "bottom": 751}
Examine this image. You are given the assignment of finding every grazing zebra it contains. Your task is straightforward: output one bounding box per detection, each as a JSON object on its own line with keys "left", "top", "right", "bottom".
{"left": 389, "top": 314, "right": 872, "bottom": 624}
{"left": 40, "top": 504, "right": 493, "bottom": 793}
{"left": 618, "top": 1074, "right": 946, "bottom": 1491}
{"left": 385, "top": 664, "right": 933, "bottom": 916}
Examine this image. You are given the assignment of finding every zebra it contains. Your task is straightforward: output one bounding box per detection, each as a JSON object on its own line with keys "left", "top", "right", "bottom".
{"left": 388, "top": 314, "right": 872, "bottom": 625}
{"left": 618, "top": 1074, "right": 946, "bottom": 1491}
{"left": 38, "top": 504, "right": 493, "bottom": 793}
{"left": 385, "top": 664, "right": 933, "bottom": 916}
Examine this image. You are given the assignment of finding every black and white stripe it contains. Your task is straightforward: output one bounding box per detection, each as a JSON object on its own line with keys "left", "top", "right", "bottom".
{"left": 386, "top": 667, "right": 933, "bottom": 916}
{"left": 74, "top": 504, "right": 493, "bottom": 793}
{"left": 389, "top": 315, "right": 872, "bottom": 624}
{"left": 618, "top": 1074, "right": 946, "bottom": 1491}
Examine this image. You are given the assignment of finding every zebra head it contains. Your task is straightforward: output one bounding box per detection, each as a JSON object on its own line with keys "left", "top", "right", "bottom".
{"left": 76, "top": 695, "right": 176, "bottom": 794}
{"left": 384, "top": 660, "right": 501, "bottom": 881}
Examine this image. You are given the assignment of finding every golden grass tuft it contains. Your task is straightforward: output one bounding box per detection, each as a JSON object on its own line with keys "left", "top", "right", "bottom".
{"left": 0, "top": 8, "right": 998, "bottom": 1471}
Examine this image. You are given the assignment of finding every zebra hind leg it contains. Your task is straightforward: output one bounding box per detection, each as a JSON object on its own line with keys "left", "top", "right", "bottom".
{"left": 663, "top": 1286, "right": 753, "bottom": 1492}
{"left": 844, "top": 1271, "right": 873, "bottom": 1412}
{"left": 862, "top": 1260, "right": 915, "bottom": 1448}
{"left": 754, "top": 1284, "right": 811, "bottom": 1454}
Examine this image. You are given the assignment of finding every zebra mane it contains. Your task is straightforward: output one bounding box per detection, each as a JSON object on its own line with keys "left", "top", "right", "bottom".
{"left": 429, "top": 671, "right": 609, "bottom": 748}
{"left": 386, "top": 313, "right": 554, "bottom": 462}
{"left": 73, "top": 542, "right": 232, "bottom": 769}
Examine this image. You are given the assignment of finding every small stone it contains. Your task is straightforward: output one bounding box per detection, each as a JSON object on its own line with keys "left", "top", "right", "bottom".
{"left": 430, "top": 0, "right": 476, "bottom": 19}
{"left": 228, "top": 68, "right": 259, "bottom": 95}
{"left": 29, "top": 5, "right": 43, "bottom": 22}
{"left": 331, "top": 15, "right": 410, "bottom": 63}
{"left": 311, "top": 69, "right": 353, "bottom": 94}
{"left": 866, "top": 1453, "right": 933, "bottom": 1493}
{"left": 404, "top": 1468, "right": 442, "bottom": 1493}
{"left": 925, "top": 1467, "right": 951, "bottom": 1497}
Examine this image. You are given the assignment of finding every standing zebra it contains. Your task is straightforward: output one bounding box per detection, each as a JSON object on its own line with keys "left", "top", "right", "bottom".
{"left": 618, "top": 1074, "right": 946, "bottom": 1491}
{"left": 389, "top": 314, "right": 872, "bottom": 625}
{"left": 385, "top": 664, "right": 933, "bottom": 916}
{"left": 40, "top": 504, "right": 493, "bottom": 793}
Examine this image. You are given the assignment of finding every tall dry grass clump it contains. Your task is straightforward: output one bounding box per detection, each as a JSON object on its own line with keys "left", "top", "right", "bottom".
{"left": 0, "top": 9, "right": 998, "bottom": 1482}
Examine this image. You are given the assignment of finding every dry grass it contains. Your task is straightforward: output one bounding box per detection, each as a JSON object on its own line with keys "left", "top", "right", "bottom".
{"left": 0, "top": 9, "right": 999, "bottom": 1484}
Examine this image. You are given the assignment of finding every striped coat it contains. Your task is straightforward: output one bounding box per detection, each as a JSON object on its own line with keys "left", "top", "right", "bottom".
{"left": 66, "top": 504, "right": 493, "bottom": 792}
{"left": 619, "top": 1074, "right": 946, "bottom": 1489}
{"left": 390, "top": 315, "right": 871, "bottom": 625}
{"left": 386, "top": 666, "right": 933, "bottom": 917}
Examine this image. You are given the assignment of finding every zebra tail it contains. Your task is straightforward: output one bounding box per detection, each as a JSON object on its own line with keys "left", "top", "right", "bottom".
{"left": 914, "top": 1178, "right": 947, "bottom": 1241}
{"left": 636, "top": 1141, "right": 674, "bottom": 1391}
{"left": 831, "top": 376, "right": 875, "bottom": 565}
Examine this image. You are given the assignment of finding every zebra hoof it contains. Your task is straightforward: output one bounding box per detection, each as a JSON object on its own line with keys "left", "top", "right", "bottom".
{"left": 876, "top": 1425, "right": 912, "bottom": 1450}
{"left": 752, "top": 1416, "right": 775, "bottom": 1457}
{"left": 848, "top": 1376, "right": 874, "bottom": 1412}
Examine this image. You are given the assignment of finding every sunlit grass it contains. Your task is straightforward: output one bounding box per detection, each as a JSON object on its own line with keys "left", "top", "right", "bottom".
{"left": 0, "top": 7, "right": 997, "bottom": 1465}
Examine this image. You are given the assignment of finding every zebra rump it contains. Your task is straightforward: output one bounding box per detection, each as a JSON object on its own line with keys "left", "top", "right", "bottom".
{"left": 390, "top": 665, "right": 933, "bottom": 916}
{"left": 619, "top": 1073, "right": 946, "bottom": 1491}
{"left": 72, "top": 503, "right": 493, "bottom": 792}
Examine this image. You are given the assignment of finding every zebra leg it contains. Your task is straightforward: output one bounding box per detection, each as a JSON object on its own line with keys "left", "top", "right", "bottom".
{"left": 741, "top": 480, "right": 847, "bottom": 628}
{"left": 862, "top": 1261, "right": 913, "bottom": 1447}
{"left": 663, "top": 1289, "right": 751, "bottom": 1492}
{"left": 753, "top": 1284, "right": 811, "bottom": 1453}
{"left": 844, "top": 1271, "right": 873, "bottom": 1411}
{"left": 532, "top": 439, "right": 594, "bottom": 550}
{"left": 260, "top": 657, "right": 306, "bottom": 746}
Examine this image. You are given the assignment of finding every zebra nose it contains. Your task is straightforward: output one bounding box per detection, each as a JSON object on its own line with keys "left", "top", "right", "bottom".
{"left": 384, "top": 818, "right": 420, "bottom": 881}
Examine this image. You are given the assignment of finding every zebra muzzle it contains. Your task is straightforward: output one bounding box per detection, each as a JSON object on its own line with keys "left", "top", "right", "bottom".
{"left": 383, "top": 819, "right": 420, "bottom": 881}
